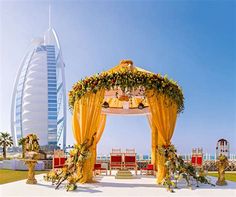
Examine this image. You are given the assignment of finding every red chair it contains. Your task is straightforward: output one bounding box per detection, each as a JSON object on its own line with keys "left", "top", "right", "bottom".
{"left": 140, "top": 164, "right": 154, "bottom": 175}
{"left": 191, "top": 155, "right": 203, "bottom": 167}
{"left": 110, "top": 154, "right": 122, "bottom": 175}
{"left": 197, "top": 156, "right": 203, "bottom": 166}
{"left": 53, "top": 157, "right": 67, "bottom": 168}
{"left": 93, "top": 163, "right": 108, "bottom": 176}
{"left": 191, "top": 156, "right": 196, "bottom": 165}
{"left": 53, "top": 150, "right": 66, "bottom": 169}
{"left": 124, "top": 154, "right": 137, "bottom": 175}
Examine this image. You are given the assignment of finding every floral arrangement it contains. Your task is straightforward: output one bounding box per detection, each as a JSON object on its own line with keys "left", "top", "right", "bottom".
{"left": 20, "top": 134, "right": 40, "bottom": 160}
{"left": 157, "top": 144, "right": 214, "bottom": 192}
{"left": 20, "top": 133, "right": 40, "bottom": 160}
{"left": 69, "top": 67, "right": 184, "bottom": 113}
{"left": 44, "top": 133, "right": 96, "bottom": 191}
{"left": 24, "top": 134, "right": 40, "bottom": 152}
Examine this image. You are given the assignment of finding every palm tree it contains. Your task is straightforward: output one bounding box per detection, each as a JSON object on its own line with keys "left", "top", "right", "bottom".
{"left": 0, "top": 132, "right": 13, "bottom": 159}
{"left": 18, "top": 137, "right": 26, "bottom": 158}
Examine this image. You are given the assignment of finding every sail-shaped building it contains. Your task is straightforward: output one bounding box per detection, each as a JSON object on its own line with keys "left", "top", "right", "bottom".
{"left": 11, "top": 26, "right": 67, "bottom": 150}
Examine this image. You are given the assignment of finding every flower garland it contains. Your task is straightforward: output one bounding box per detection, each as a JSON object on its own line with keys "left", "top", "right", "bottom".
{"left": 44, "top": 133, "right": 96, "bottom": 191}
{"left": 157, "top": 144, "right": 214, "bottom": 192}
{"left": 69, "top": 69, "right": 184, "bottom": 113}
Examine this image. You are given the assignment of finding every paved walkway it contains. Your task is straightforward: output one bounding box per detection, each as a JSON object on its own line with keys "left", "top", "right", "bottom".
{"left": 1, "top": 173, "right": 236, "bottom": 197}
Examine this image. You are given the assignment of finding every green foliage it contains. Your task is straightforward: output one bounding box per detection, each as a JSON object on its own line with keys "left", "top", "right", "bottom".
{"left": 0, "top": 132, "right": 13, "bottom": 159}
{"left": 69, "top": 69, "right": 184, "bottom": 113}
{"left": 18, "top": 137, "right": 25, "bottom": 146}
{"left": 157, "top": 144, "right": 215, "bottom": 192}
{"left": 18, "top": 137, "right": 26, "bottom": 158}
{"left": 0, "top": 156, "right": 11, "bottom": 161}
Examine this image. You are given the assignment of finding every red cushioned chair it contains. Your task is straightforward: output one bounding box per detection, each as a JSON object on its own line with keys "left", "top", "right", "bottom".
{"left": 196, "top": 156, "right": 203, "bottom": 166}
{"left": 53, "top": 157, "right": 67, "bottom": 168}
{"left": 191, "top": 156, "right": 196, "bottom": 165}
{"left": 191, "top": 155, "right": 203, "bottom": 167}
{"left": 140, "top": 164, "right": 155, "bottom": 175}
{"left": 110, "top": 154, "right": 122, "bottom": 175}
{"left": 124, "top": 154, "right": 137, "bottom": 175}
{"left": 53, "top": 150, "right": 67, "bottom": 169}
{"left": 93, "top": 163, "right": 108, "bottom": 176}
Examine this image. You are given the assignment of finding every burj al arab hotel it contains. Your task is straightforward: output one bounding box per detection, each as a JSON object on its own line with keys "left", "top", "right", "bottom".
{"left": 11, "top": 16, "right": 67, "bottom": 150}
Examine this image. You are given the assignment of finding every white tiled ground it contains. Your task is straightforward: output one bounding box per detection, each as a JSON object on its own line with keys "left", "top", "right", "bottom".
{"left": 1, "top": 172, "right": 236, "bottom": 197}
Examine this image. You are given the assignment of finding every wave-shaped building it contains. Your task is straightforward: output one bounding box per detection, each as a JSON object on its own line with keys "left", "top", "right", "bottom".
{"left": 11, "top": 26, "right": 66, "bottom": 150}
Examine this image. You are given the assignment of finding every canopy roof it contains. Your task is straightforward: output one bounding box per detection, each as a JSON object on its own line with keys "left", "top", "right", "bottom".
{"left": 103, "top": 60, "right": 149, "bottom": 115}
{"left": 69, "top": 60, "right": 184, "bottom": 115}
{"left": 106, "top": 60, "right": 152, "bottom": 74}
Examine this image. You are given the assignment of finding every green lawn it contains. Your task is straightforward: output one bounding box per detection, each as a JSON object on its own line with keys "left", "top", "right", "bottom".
{"left": 1, "top": 169, "right": 235, "bottom": 184}
{"left": 0, "top": 169, "right": 48, "bottom": 184}
{"left": 208, "top": 172, "right": 236, "bottom": 182}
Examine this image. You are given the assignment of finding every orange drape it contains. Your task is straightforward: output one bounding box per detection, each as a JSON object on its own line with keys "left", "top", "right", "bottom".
{"left": 147, "top": 115, "right": 158, "bottom": 171}
{"left": 72, "top": 89, "right": 105, "bottom": 183}
{"left": 147, "top": 90, "right": 178, "bottom": 183}
{"left": 93, "top": 114, "right": 107, "bottom": 163}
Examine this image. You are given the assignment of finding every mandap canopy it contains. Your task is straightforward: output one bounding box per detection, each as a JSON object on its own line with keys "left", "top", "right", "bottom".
{"left": 69, "top": 60, "right": 184, "bottom": 184}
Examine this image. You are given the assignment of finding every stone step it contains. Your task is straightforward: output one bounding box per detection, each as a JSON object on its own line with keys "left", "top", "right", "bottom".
{"left": 115, "top": 169, "right": 134, "bottom": 179}
{"left": 116, "top": 172, "right": 132, "bottom": 175}
{"left": 115, "top": 175, "right": 135, "bottom": 179}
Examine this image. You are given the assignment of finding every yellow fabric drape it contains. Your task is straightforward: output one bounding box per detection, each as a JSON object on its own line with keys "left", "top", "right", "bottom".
{"left": 93, "top": 114, "right": 107, "bottom": 164}
{"left": 72, "top": 89, "right": 105, "bottom": 183}
{"left": 147, "top": 90, "right": 178, "bottom": 184}
{"left": 147, "top": 115, "right": 158, "bottom": 171}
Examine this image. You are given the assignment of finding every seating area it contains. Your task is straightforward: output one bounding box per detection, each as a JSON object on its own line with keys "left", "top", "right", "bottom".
{"left": 109, "top": 148, "right": 137, "bottom": 175}
{"left": 52, "top": 148, "right": 154, "bottom": 176}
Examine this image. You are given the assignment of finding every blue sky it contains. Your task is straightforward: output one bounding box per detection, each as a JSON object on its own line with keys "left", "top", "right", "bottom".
{"left": 0, "top": 0, "right": 235, "bottom": 155}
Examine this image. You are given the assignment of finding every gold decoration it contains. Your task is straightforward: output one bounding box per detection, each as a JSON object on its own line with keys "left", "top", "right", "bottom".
{"left": 21, "top": 134, "right": 40, "bottom": 184}
{"left": 24, "top": 159, "right": 38, "bottom": 184}
{"left": 216, "top": 154, "right": 229, "bottom": 186}
{"left": 118, "top": 94, "right": 129, "bottom": 101}
{"left": 24, "top": 134, "right": 40, "bottom": 152}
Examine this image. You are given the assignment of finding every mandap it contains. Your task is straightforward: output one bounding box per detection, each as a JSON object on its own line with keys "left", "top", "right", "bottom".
{"left": 69, "top": 60, "right": 184, "bottom": 184}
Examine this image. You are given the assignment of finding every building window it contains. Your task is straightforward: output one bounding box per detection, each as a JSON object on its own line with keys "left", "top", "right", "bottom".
{"left": 48, "top": 84, "right": 56, "bottom": 87}
{"left": 48, "top": 108, "right": 57, "bottom": 111}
